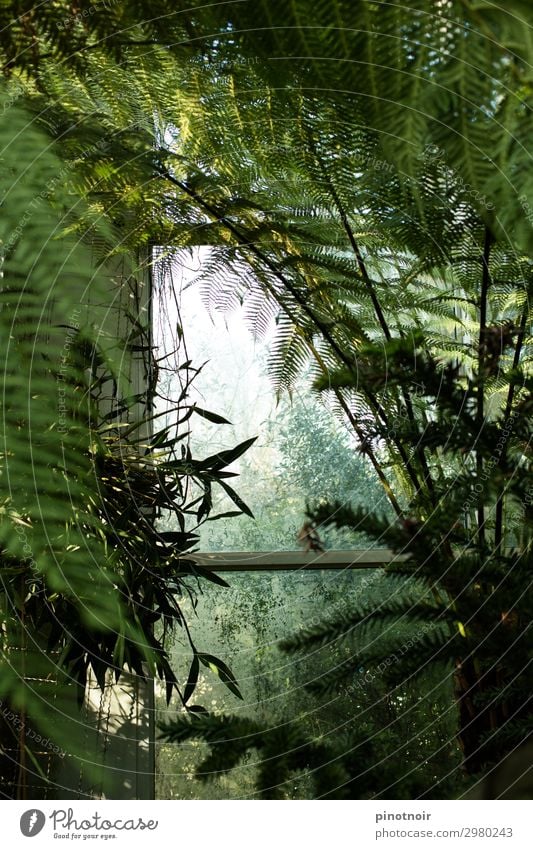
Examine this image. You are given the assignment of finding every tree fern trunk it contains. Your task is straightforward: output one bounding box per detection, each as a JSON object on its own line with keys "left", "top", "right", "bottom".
{"left": 455, "top": 622, "right": 531, "bottom": 776}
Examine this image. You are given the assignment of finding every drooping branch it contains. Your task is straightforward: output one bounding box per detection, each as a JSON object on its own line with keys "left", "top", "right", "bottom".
{"left": 159, "top": 169, "right": 360, "bottom": 375}
{"left": 476, "top": 227, "right": 492, "bottom": 546}
{"left": 310, "top": 143, "right": 436, "bottom": 502}
{"left": 311, "top": 146, "right": 391, "bottom": 342}
{"left": 159, "top": 166, "right": 426, "bottom": 498}
{"left": 307, "top": 341, "right": 403, "bottom": 517}
{"left": 494, "top": 298, "right": 529, "bottom": 551}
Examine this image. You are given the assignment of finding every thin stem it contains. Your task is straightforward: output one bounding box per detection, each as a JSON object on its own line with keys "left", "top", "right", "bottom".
{"left": 160, "top": 170, "right": 359, "bottom": 376}
{"left": 335, "top": 393, "right": 404, "bottom": 518}
{"left": 311, "top": 144, "right": 435, "bottom": 502}
{"left": 160, "top": 168, "right": 426, "bottom": 496}
{"left": 308, "top": 342, "right": 403, "bottom": 517}
{"left": 494, "top": 300, "right": 529, "bottom": 551}
{"left": 476, "top": 227, "right": 492, "bottom": 546}
{"left": 313, "top": 149, "right": 391, "bottom": 340}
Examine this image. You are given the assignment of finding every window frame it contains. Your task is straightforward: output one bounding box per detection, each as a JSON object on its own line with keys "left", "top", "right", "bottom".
{"left": 192, "top": 548, "right": 401, "bottom": 571}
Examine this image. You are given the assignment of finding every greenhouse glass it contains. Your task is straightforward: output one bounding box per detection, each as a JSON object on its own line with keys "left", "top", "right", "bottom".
{"left": 153, "top": 252, "right": 411, "bottom": 799}
{"left": 154, "top": 554, "right": 457, "bottom": 800}
{"left": 154, "top": 249, "right": 390, "bottom": 553}
{"left": 155, "top": 565, "right": 388, "bottom": 799}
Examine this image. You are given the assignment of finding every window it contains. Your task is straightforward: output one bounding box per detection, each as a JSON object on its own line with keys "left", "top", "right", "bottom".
{"left": 152, "top": 250, "right": 399, "bottom": 799}
{"left": 153, "top": 248, "right": 390, "bottom": 553}
{"left": 155, "top": 555, "right": 398, "bottom": 800}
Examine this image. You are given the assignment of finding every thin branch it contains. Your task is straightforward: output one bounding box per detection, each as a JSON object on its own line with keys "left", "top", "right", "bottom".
{"left": 159, "top": 170, "right": 359, "bottom": 375}
{"left": 335, "top": 395, "right": 404, "bottom": 518}
{"left": 159, "top": 167, "right": 426, "bottom": 496}
{"left": 310, "top": 137, "right": 391, "bottom": 341}
{"left": 311, "top": 144, "right": 435, "bottom": 501}
{"left": 307, "top": 341, "right": 403, "bottom": 517}
{"left": 476, "top": 227, "right": 492, "bottom": 546}
{"left": 494, "top": 298, "right": 529, "bottom": 551}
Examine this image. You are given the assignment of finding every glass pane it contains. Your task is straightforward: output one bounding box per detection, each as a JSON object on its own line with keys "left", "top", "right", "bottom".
{"left": 155, "top": 250, "right": 390, "bottom": 551}
{"left": 155, "top": 569, "right": 456, "bottom": 799}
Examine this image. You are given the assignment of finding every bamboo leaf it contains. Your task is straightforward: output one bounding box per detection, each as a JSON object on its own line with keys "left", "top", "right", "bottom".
{"left": 217, "top": 480, "right": 255, "bottom": 518}
{"left": 183, "top": 654, "right": 200, "bottom": 705}
{"left": 197, "top": 653, "right": 243, "bottom": 700}
{"left": 192, "top": 406, "right": 232, "bottom": 425}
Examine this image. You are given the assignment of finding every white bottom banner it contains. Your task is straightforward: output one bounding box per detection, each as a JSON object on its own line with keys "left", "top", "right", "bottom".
{"left": 4, "top": 800, "right": 530, "bottom": 848}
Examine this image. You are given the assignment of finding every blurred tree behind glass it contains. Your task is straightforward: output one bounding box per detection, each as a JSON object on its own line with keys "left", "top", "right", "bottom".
{"left": 157, "top": 274, "right": 387, "bottom": 551}
{"left": 201, "top": 387, "right": 388, "bottom": 552}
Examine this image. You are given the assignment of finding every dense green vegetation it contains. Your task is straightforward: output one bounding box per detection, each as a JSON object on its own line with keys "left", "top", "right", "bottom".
{"left": 158, "top": 328, "right": 387, "bottom": 552}
{"left": 157, "top": 568, "right": 461, "bottom": 799}
{"left": 0, "top": 1, "right": 532, "bottom": 799}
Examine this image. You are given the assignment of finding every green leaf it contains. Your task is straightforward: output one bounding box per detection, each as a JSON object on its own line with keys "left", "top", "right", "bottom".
{"left": 176, "top": 560, "right": 230, "bottom": 588}
{"left": 197, "top": 653, "right": 244, "bottom": 700}
{"left": 183, "top": 654, "right": 200, "bottom": 705}
{"left": 152, "top": 427, "right": 171, "bottom": 447}
{"left": 207, "top": 510, "right": 244, "bottom": 521}
{"left": 201, "top": 436, "right": 257, "bottom": 470}
{"left": 192, "top": 406, "right": 232, "bottom": 425}
{"left": 159, "top": 531, "right": 200, "bottom": 547}
{"left": 218, "top": 480, "right": 255, "bottom": 518}
{"left": 197, "top": 485, "right": 213, "bottom": 523}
